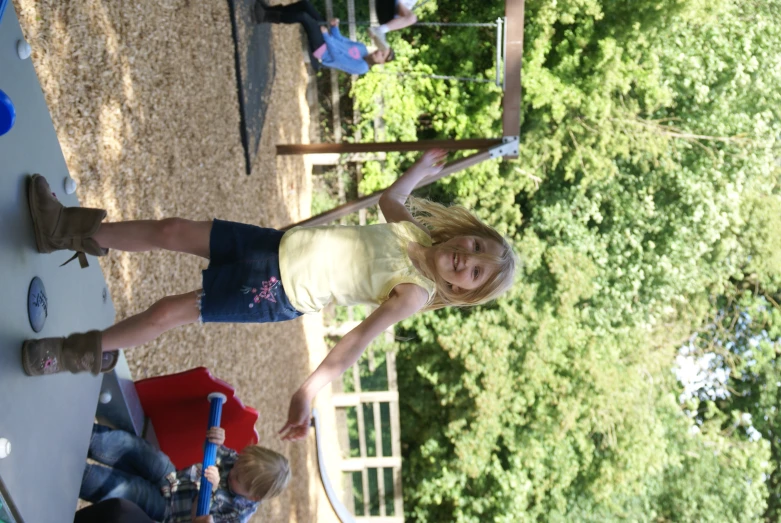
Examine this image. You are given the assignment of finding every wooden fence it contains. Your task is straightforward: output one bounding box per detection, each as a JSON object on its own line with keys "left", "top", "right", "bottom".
{"left": 331, "top": 348, "right": 404, "bottom": 522}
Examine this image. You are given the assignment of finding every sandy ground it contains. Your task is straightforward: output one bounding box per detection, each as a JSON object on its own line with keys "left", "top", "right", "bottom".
{"left": 13, "top": 1, "right": 342, "bottom": 521}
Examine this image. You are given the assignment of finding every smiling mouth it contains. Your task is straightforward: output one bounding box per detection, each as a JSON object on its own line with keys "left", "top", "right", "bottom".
{"left": 453, "top": 253, "right": 458, "bottom": 271}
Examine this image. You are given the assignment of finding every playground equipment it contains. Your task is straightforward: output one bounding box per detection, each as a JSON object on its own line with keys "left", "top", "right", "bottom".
{"left": 278, "top": 0, "right": 525, "bottom": 229}
{"left": 26, "top": 276, "right": 47, "bottom": 333}
{"left": 196, "top": 392, "right": 227, "bottom": 517}
{"left": 226, "top": 0, "right": 276, "bottom": 175}
{"left": 0, "top": 478, "right": 21, "bottom": 523}
{"left": 133, "top": 367, "right": 259, "bottom": 469}
{"left": 0, "top": 89, "right": 15, "bottom": 136}
{"left": 1, "top": 6, "right": 120, "bottom": 519}
{"left": 96, "top": 367, "right": 261, "bottom": 516}
{"left": 322, "top": 4, "right": 509, "bottom": 88}
{"left": 98, "top": 366, "right": 259, "bottom": 518}
{"left": 311, "top": 408, "right": 357, "bottom": 523}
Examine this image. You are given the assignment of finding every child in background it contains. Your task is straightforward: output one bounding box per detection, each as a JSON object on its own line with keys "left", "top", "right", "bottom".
{"left": 22, "top": 149, "right": 516, "bottom": 440}
{"left": 255, "top": 0, "right": 393, "bottom": 75}
{"left": 79, "top": 424, "right": 290, "bottom": 523}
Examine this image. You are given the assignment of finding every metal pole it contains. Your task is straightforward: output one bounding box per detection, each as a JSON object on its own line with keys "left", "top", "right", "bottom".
{"left": 277, "top": 138, "right": 502, "bottom": 155}
{"left": 323, "top": 21, "right": 498, "bottom": 27}
{"left": 495, "top": 17, "right": 503, "bottom": 87}
{"left": 196, "top": 393, "right": 227, "bottom": 517}
{"left": 503, "top": 15, "right": 508, "bottom": 92}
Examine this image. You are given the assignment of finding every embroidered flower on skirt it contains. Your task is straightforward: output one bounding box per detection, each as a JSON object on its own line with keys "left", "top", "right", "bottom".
{"left": 241, "top": 277, "right": 279, "bottom": 307}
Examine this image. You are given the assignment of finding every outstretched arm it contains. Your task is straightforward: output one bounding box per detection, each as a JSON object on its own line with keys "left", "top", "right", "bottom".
{"left": 324, "top": 18, "right": 351, "bottom": 43}
{"left": 378, "top": 149, "right": 447, "bottom": 231}
{"left": 279, "top": 284, "right": 428, "bottom": 441}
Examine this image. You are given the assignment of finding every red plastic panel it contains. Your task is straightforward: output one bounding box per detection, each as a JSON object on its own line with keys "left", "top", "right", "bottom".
{"left": 135, "top": 367, "right": 259, "bottom": 469}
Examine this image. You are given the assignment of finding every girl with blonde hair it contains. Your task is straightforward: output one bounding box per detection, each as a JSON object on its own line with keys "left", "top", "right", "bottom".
{"left": 21, "top": 149, "right": 516, "bottom": 440}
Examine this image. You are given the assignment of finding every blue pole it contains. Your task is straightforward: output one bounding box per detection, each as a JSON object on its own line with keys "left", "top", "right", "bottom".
{"left": 196, "top": 392, "right": 227, "bottom": 517}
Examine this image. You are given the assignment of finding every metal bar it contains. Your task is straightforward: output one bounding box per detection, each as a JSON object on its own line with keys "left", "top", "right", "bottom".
{"left": 330, "top": 75, "right": 342, "bottom": 141}
{"left": 347, "top": 0, "right": 357, "bottom": 40}
{"left": 387, "top": 352, "right": 404, "bottom": 517}
{"left": 412, "top": 21, "right": 497, "bottom": 27}
{"left": 326, "top": 21, "right": 498, "bottom": 27}
{"left": 325, "top": 0, "right": 343, "bottom": 145}
{"left": 369, "top": 0, "right": 379, "bottom": 26}
{"left": 277, "top": 138, "right": 502, "bottom": 155}
{"left": 196, "top": 394, "right": 227, "bottom": 516}
{"left": 371, "top": 70, "right": 495, "bottom": 84}
{"left": 311, "top": 409, "right": 358, "bottom": 523}
{"left": 495, "top": 17, "right": 503, "bottom": 87}
{"left": 226, "top": 0, "right": 251, "bottom": 174}
{"left": 282, "top": 149, "right": 494, "bottom": 229}
{"left": 503, "top": 15, "right": 508, "bottom": 92}
{"left": 342, "top": 20, "right": 496, "bottom": 27}
{"left": 353, "top": 365, "right": 370, "bottom": 516}
{"left": 373, "top": 400, "right": 385, "bottom": 516}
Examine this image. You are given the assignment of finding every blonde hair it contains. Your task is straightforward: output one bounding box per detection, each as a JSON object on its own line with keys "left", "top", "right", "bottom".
{"left": 233, "top": 446, "right": 291, "bottom": 501}
{"left": 408, "top": 197, "right": 517, "bottom": 311}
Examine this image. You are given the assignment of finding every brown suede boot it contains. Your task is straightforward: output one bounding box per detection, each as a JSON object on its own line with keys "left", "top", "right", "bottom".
{"left": 28, "top": 174, "right": 108, "bottom": 268}
{"left": 22, "top": 331, "right": 119, "bottom": 376}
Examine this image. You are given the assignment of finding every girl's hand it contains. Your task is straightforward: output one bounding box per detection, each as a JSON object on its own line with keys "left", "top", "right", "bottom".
{"left": 279, "top": 390, "right": 312, "bottom": 441}
{"left": 203, "top": 465, "right": 220, "bottom": 488}
{"left": 206, "top": 426, "right": 225, "bottom": 446}
{"left": 418, "top": 149, "right": 448, "bottom": 178}
{"left": 330, "top": 18, "right": 340, "bottom": 26}
{"left": 193, "top": 516, "right": 214, "bottom": 523}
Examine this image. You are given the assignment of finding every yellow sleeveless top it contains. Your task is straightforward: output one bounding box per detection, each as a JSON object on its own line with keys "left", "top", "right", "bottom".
{"left": 278, "top": 222, "right": 436, "bottom": 313}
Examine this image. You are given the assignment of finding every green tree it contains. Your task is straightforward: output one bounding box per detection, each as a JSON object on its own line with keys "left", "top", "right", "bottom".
{"left": 381, "top": 0, "right": 781, "bottom": 520}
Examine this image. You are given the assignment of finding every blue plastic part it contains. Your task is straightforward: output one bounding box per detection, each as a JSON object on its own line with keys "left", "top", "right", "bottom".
{"left": 0, "top": 89, "right": 15, "bottom": 137}
{"left": 0, "top": 0, "right": 8, "bottom": 25}
{"left": 197, "top": 393, "right": 226, "bottom": 516}
{"left": 27, "top": 277, "right": 48, "bottom": 333}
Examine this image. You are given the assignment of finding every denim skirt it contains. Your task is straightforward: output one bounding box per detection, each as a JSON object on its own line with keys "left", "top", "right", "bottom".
{"left": 200, "top": 219, "right": 302, "bottom": 323}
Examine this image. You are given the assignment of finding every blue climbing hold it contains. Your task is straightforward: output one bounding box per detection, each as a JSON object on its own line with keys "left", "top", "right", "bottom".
{"left": 28, "top": 277, "right": 48, "bottom": 333}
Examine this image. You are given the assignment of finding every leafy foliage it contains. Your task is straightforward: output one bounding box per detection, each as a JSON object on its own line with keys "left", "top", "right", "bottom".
{"left": 321, "top": 0, "right": 781, "bottom": 519}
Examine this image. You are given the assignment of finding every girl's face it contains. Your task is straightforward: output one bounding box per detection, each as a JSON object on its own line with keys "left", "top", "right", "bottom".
{"left": 432, "top": 235, "right": 503, "bottom": 293}
{"left": 370, "top": 48, "right": 392, "bottom": 64}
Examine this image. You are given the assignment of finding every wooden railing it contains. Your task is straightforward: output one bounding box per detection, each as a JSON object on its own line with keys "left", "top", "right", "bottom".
{"left": 333, "top": 349, "right": 404, "bottom": 523}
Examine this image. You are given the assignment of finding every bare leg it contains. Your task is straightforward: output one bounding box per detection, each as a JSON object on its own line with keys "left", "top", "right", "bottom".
{"left": 383, "top": 13, "right": 417, "bottom": 31}
{"left": 93, "top": 218, "right": 212, "bottom": 259}
{"left": 101, "top": 291, "right": 202, "bottom": 352}
{"left": 372, "top": 5, "right": 416, "bottom": 48}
